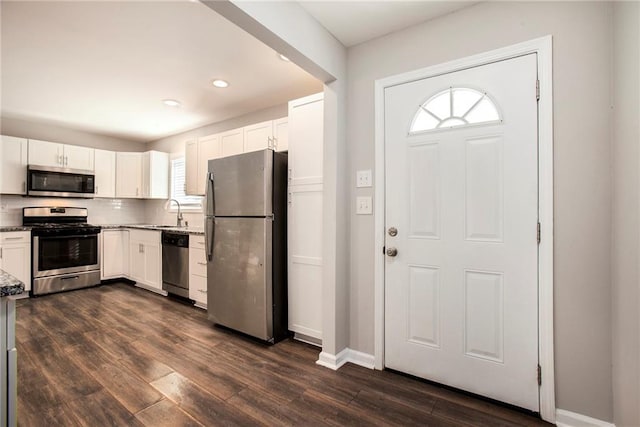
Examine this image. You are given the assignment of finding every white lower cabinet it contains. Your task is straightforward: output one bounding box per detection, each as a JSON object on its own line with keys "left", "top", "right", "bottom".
{"left": 0, "top": 232, "right": 31, "bottom": 293}
{"left": 189, "top": 235, "right": 207, "bottom": 308}
{"left": 128, "top": 229, "right": 163, "bottom": 294}
{"left": 101, "top": 229, "right": 129, "bottom": 279}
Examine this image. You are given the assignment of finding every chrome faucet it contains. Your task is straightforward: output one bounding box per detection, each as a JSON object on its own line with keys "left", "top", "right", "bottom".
{"left": 168, "top": 198, "right": 184, "bottom": 227}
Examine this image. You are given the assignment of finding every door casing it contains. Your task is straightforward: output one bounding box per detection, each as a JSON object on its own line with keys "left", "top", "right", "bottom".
{"left": 373, "top": 36, "right": 554, "bottom": 423}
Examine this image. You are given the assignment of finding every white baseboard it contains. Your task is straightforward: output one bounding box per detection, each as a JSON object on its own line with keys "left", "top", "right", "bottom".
{"left": 316, "top": 348, "right": 375, "bottom": 370}
{"left": 556, "top": 409, "right": 615, "bottom": 427}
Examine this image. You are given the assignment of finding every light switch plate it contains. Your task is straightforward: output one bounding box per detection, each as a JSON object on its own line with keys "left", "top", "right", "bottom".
{"left": 356, "top": 170, "right": 372, "bottom": 188}
{"left": 356, "top": 196, "right": 372, "bottom": 215}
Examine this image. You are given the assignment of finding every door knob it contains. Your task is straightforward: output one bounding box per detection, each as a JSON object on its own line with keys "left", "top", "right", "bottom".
{"left": 386, "top": 247, "right": 398, "bottom": 257}
{"left": 388, "top": 227, "right": 398, "bottom": 236}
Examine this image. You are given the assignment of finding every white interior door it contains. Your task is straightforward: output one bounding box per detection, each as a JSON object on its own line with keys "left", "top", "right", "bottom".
{"left": 384, "top": 54, "right": 539, "bottom": 411}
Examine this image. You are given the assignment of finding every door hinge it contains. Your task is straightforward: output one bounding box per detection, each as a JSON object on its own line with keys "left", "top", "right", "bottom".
{"left": 537, "top": 222, "right": 541, "bottom": 244}
{"left": 537, "top": 364, "right": 542, "bottom": 386}
{"left": 536, "top": 79, "right": 540, "bottom": 101}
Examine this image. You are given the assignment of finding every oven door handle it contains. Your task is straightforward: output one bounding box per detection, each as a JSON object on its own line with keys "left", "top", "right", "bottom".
{"left": 36, "top": 234, "right": 100, "bottom": 239}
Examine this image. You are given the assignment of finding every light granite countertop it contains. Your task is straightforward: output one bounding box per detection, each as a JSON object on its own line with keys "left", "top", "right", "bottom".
{"left": 0, "top": 226, "right": 31, "bottom": 232}
{"left": 101, "top": 224, "right": 205, "bottom": 235}
{"left": 0, "top": 269, "right": 25, "bottom": 297}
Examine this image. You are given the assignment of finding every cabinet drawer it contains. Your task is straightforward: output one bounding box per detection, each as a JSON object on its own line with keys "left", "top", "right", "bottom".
{"left": 189, "top": 247, "right": 207, "bottom": 277}
{"left": 0, "top": 231, "right": 30, "bottom": 244}
{"left": 189, "top": 274, "right": 207, "bottom": 305}
{"left": 189, "top": 235, "right": 206, "bottom": 249}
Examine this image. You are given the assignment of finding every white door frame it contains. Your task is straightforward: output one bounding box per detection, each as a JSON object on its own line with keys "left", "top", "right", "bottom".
{"left": 373, "top": 36, "right": 555, "bottom": 423}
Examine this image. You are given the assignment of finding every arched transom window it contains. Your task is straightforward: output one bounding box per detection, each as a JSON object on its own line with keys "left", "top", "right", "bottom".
{"left": 409, "top": 87, "right": 502, "bottom": 133}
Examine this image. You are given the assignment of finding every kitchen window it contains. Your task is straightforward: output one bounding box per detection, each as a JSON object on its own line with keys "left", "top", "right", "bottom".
{"left": 169, "top": 157, "right": 203, "bottom": 211}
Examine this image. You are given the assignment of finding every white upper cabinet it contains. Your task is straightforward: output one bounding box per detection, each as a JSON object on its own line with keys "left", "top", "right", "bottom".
{"left": 63, "top": 144, "right": 94, "bottom": 170}
{"left": 116, "top": 152, "right": 143, "bottom": 198}
{"left": 28, "top": 139, "right": 94, "bottom": 170}
{"left": 186, "top": 134, "right": 221, "bottom": 196}
{"left": 142, "top": 151, "right": 169, "bottom": 199}
{"left": 219, "top": 128, "right": 244, "bottom": 158}
{"left": 116, "top": 151, "right": 168, "bottom": 199}
{"left": 273, "top": 117, "right": 289, "bottom": 152}
{"left": 288, "top": 94, "right": 324, "bottom": 186}
{"left": 27, "top": 139, "right": 63, "bottom": 168}
{"left": 243, "top": 121, "right": 274, "bottom": 153}
{"left": 94, "top": 149, "right": 116, "bottom": 198}
{"left": 197, "top": 134, "right": 220, "bottom": 195}
{"left": 0, "top": 136, "right": 28, "bottom": 195}
{"left": 185, "top": 139, "right": 199, "bottom": 196}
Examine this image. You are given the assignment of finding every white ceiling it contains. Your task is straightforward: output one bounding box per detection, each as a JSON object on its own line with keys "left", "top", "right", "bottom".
{"left": 0, "top": 1, "right": 322, "bottom": 142}
{"left": 299, "top": 1, "right": 477, "bottom": 47}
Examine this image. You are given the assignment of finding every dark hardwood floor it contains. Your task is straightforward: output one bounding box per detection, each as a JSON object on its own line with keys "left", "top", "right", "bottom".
{"left": 15, "top": 283, "right": 550, "bottom": 426}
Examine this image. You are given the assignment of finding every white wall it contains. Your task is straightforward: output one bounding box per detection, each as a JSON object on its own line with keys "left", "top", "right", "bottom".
{"left": 1, "top": 116, "right": 146, "bottom": 152}
{"left": 347, "top": 1, "right": 613, "bottom": 421}
{"left": 612, "top": 3, "right": 640, "bottom": 427}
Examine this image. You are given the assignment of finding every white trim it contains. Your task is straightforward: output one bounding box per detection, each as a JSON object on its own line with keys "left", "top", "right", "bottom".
{"left": 373, "top": 36, "right": 555, "bottom": 422}
{"left": 134, "top": 283, "right": 168, "bottom": 297}
{"left": 316, "top": 348, "right": 376, "bottom": 370}
{"left": 345, "top": 349, "right": 376, "bottom": 369}
{"left": 316, "top": 348, "right": 349, "bottom": 370}
{"left": 555, "top": 409, "right": 616, "bottom": 427}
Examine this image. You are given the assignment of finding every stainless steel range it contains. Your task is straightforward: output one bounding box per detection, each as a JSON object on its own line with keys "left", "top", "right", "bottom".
{"left": 23, "top": 207, "right": 101, "bottom": 295}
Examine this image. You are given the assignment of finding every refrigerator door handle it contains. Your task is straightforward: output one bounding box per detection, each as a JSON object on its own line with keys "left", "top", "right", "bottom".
{"left": 205, "top": 217, "right": 214, "bottom": 261}
{"left": 205, "top": 172, "right": 215, "bottom": 217}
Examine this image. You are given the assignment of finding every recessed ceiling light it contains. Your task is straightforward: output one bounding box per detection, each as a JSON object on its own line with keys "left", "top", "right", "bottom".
{"left": 212, "top": 79, "right": 229, "bottom": 88}
{"left": 162, "top": 99, "right": 181, "bottom": 107}
{"left": 278, "top": 53, "right": 291, "bottom": 62}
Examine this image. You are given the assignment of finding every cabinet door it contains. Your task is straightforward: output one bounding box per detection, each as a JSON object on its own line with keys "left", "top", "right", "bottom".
{"left": 116, "top": 152, "right": 142, "bottom": 198}
{"left": 219, "top": 128, "right": 244, "bottom": 158}
{"left": 94, "top": 149, "right": 116, "bottom": 198}
{"left": 0, "top": 136, "right": 28, "bottom": 195}
{"left": 243, "top": 121, "right": 273, "bottom": 153}
{"left": 197, "top": 134, "right": 220, "bottom": 195}
{"left": 28, "top": 139, "right": 63, "bottom": 168}
{"left": 143, "top": 240, "right": 162, "bottom": 291}
{"left": 273, "top": 118, "right": 289, "bottom": 152}
{"left": 63, "top": 145, "right": 94, "bottom": 171}
{"left": 287, "top": 187, "right": 323, "bottom": 339}
{"left": 128, "top": 239, "right": 145, "bottom": 283}
{"left": 101, "top": 230, "right": 124, "bottom": 279}
{"left": 147, "top": 151, "right": 169, "bottom": 199}
{"left": 185, "top": 139, "right": 199, "bottom": 196}
{"left": 288, "top": 94, "right": 324, "bottom": 186}
{"left": 0, "top": 243, "right": 31, "bottom": 292}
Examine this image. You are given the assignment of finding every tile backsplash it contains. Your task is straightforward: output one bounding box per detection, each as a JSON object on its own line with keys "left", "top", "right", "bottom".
{"left": 145, "top": 199, "right": 204, "bottom": 228}
{"left": 0, "top": 195, "right": 147, "bottom": 226}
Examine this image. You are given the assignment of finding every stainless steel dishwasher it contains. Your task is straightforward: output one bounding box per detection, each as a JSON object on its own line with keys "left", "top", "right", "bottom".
{"left": 162, "top": 232, "right": 189, "bottom": 298}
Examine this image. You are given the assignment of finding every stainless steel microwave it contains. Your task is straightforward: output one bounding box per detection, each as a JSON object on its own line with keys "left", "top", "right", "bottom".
{"left": 27, "top": 165, "right": 95, "bottom": 198}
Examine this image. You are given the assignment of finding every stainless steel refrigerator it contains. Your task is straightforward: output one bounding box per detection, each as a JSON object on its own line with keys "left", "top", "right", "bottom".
{"left": 204, "top": 149, "right": 288, "bottom": 343}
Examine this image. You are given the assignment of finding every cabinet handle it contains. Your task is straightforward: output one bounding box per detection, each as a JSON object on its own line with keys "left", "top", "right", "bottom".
{"left": 197, "top": 262, "right": 206, "bottom": 266}
{"left": 288, "top": 192, "right": 292, "bottom": 205}
{"left": 4, "top": 237, "right": 23, "bottom": 241}
{"left": 65, "top": 156, "right": 68, "bottom": 166}
{"left": 22, "top": 182, "right": 26, "bottom": 192}
{"left": 0, "top": 247, "right": 3, "bottom": 259}
{"left": 198, "top": 289, "right": 207, "bottom": 294}
{"left": 288, "top": 168, "right": 292, "bottom": 183}
{"left": 58, "top": 154, "right": 63, "bottom": 165}
{"left": 95, "top": 185, "right": 99, "bottom": 194}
